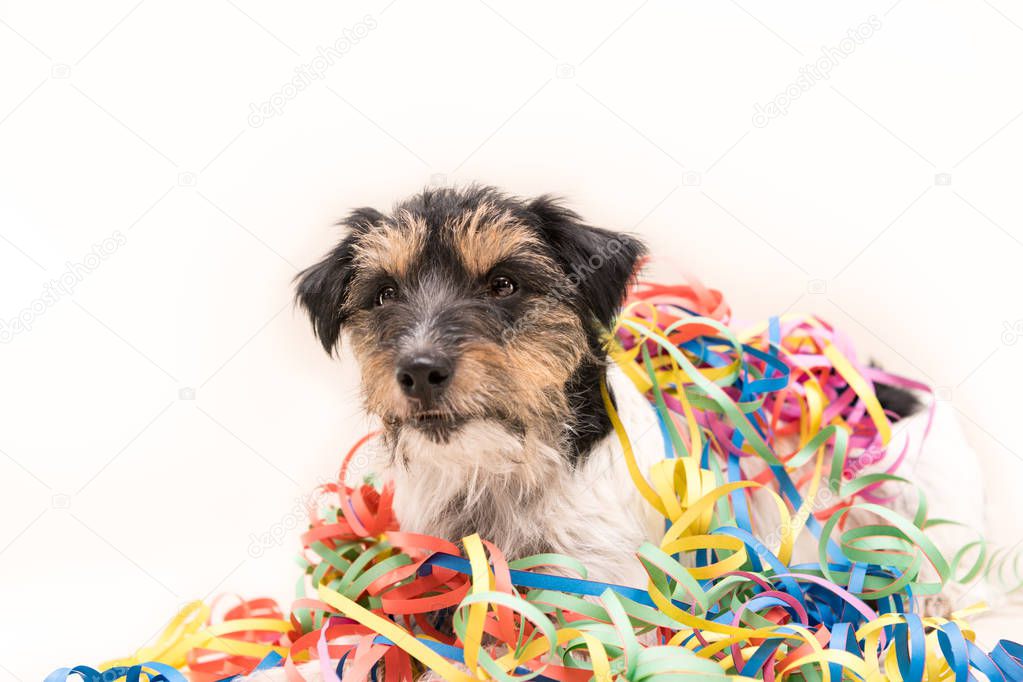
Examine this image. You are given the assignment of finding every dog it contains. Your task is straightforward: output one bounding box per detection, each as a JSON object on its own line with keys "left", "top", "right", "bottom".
{"left": 295, "top": 185, "right": 666, "bottom": 588}
{"left": 252, "top": 185, "right": 984, "bottom": 680}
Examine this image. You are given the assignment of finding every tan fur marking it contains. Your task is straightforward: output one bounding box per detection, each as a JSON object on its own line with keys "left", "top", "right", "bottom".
{"left": 351, "top": 210, "right": 427, "bottom": 279}
{"left": 450, "top": 204, "right": 549, "bottom": 277}
{"left": 345, "top": 311, "right": 408, "bottom": 420}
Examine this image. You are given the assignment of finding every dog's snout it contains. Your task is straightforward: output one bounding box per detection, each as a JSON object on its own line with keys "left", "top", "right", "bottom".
{"left": 396, "top": 353, "right": 453, "bottom": 404}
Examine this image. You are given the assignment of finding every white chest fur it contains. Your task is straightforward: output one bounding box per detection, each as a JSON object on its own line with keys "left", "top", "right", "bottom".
{"left": 382, "top": 364, "right": 666, "bottom": 587}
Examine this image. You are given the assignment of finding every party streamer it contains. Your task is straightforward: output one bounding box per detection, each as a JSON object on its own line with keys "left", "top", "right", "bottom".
{"left": 49, "top": 277, "right": 1023, "bottom": 681}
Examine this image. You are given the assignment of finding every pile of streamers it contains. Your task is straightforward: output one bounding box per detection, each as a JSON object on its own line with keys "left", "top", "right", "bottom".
{"left": 49, "top": 278, "right": 1023, "bottom": 682}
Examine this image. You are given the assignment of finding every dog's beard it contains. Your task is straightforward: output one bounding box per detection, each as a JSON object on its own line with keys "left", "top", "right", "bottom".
{"left": 384, "top": 416, "right": 568, "bottom": 557}
{"left": 381, "top": 404, "right": 528, "bottom": 446}
{"left": 385, "top": 417, "right": 561, "bottom": 503}
{"left": 383, "top": 411, "right": 467, "bottom": 443}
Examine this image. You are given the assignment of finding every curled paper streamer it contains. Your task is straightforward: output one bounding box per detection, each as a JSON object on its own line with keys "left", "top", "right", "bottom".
{"left": 50, "top": 277, "right": 1023, "bottom": 681}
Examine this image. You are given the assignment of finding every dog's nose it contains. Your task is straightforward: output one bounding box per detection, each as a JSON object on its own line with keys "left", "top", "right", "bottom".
{"left": 396, "top": 354, "right": 453, "bottom": 404}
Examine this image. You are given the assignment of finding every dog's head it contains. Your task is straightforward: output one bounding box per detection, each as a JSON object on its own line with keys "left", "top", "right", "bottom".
{"left": 297, "top": 186, "right": 645, "bottom": 455}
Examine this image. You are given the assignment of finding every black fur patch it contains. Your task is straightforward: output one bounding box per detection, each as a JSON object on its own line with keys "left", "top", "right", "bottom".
{"left": 294, "top": 208, "right": 382, "bottom": 353}
{"left": 873, "top": 382, "right": 921, "bottom": 419}
{"left": 523, "top": 194, "right": 646, "bottom": 462}
{"left": 563, "top": 354, "right": 618, "bottom": 466}
{"left": 527, "top": 195, "right": 647, "bottom": 332}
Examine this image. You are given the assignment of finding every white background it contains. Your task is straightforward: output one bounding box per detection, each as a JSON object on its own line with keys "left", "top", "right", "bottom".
{"left": 2, "top": 0, "right": 1023, "bottom": 678}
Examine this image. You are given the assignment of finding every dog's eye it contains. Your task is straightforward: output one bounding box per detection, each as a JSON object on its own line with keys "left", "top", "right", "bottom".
{"left": 375, "top": 285, "right": 398, "bottom": 306}
{"left": 489, "top": 276, "right": 517, "bottom": 298}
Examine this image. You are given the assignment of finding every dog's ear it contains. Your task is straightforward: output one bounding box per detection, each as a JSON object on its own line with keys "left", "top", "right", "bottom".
{"left": 529, "top": 195, "right": 646, "bottom": 330}
{"left": 295, "top": 207, "right": 382, "bottom": 354}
